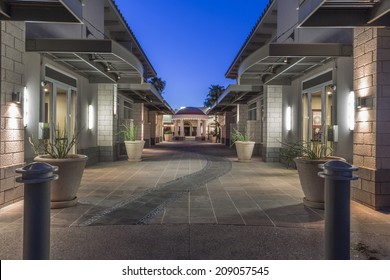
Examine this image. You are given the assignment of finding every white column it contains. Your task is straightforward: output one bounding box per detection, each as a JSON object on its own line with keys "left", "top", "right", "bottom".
{"left": 197, "top": 120, "right": 201, "bottom": 137}
{"left": 174, "top": 120, "right": 178, "bottom": 137}
{"left": 180, "top": 119, "right": 184, "bottom": 137}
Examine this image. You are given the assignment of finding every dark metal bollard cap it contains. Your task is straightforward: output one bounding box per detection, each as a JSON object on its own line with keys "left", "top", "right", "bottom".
{"left": 318, "top": 160, "right": 358, "bottom": 181}
{"left": 16, "top": 162, "right": 59, "bottom": 184}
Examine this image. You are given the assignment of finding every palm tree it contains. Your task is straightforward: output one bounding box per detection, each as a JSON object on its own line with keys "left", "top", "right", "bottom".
{"left": 149, "top": 76, "right": 166, "bottom": 95}
{"left": 204, "top": 84, "right": 225, "bottom": 107}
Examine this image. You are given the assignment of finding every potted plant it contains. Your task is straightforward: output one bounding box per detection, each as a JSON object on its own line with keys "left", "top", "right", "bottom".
{"left": 119, "top": 123, "right": 145, "bottom": 162}
{"left": 29, "top": 124, "right": 87, "bottom": 209}
{"left": 231, "top": 128, "right": 255, "bottom": 162}
{"left": 290, "top": 140, "right": 345, "bottom": 209}
{"left": 164, "top": 130, "right": 173, "bottom": 142}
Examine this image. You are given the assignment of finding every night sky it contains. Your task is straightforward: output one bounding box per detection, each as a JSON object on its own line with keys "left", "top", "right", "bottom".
{"left": 115, "top": 0, "right": 268, "bottom": 110}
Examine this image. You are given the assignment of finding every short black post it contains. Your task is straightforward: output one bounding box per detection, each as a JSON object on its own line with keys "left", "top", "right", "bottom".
{"left": 319, "top": 160, "right": 358, "bottom": 260}
{"left": 16, "top": 162, "right": 58, "bottom": 260}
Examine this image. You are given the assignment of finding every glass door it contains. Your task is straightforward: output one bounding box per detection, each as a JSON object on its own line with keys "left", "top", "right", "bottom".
{"left": 43, "top": 80, "right": 77, "bottom": 154}
{"left": 302, "top": 84, "right": 334, "bottom": 146}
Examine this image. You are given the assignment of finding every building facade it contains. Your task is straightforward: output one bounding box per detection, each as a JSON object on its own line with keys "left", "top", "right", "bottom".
{"left": 0, "top": 0, "right": 172, "bottom": 209}
{"left": 210, "top": 0, "right": 390, "bottom": 209}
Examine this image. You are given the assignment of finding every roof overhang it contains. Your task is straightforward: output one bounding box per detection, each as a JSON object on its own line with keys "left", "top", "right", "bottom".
{"left": 104, "top": 0, "right": 157, "bottom": 78}
{"left": 238, "top": 43, "right": 352, "bottom": 86}
{"left": 26, "top": 38, "right": 145, "bottom": 84}
{"left": 0, "top": 0, "right": 82, "bottom": 23}
{"left": 226, "top": 0, "right": 277, "bottom": 79}
{"left": 298, "top": 0, "right": 390, "bottom": 27}
{"left": 117, "top": 83, "right": 174, "bottom": 114}
{"left": 208, "top": 84, "right": 262, "bottom": 114}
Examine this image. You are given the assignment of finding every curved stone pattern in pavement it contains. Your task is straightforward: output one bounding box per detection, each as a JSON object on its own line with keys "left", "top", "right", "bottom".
{"left": 80, "top": 154, "right": 232, "bottom": 226}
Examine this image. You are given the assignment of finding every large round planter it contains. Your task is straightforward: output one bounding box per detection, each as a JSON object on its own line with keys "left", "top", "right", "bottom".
{"left": 235, "top": 141, "right": 255, "bottom": 162}
{"left": 294, "top": 156, "right": 345, "bottom": 209}
{"left": 125, "top": 140, "right": 145, "bottom": 162}
{"left": 164, "top": 134, "right": 173, "bottom": 142}
{"left": 34, "top": 154, "right": 88, "bottom": 209}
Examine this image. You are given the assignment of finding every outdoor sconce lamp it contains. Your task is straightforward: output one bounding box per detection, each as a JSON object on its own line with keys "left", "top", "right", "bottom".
{"left": 356, "top": 96, "right": 373, "bottom": 109}
{"left": 88, "top": 104, "right": 94, "bottom": 130}
{"left": 12, "top": 92, "right": 21, "bottom": 104}
{"left": 286, "top": 106, "right": 292, "bottom": 131}
{"left": 23, "top": 87, "right": 28, "bottom": 127}
{"left": 347, "top": 91, "right": 355, "bottom": 131}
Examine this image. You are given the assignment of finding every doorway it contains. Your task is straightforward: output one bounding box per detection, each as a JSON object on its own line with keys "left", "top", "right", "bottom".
{"left": 302, "top": 84, "right": 334, "bottom": 147}
{"left": 43, "top": 80, "right": 77, "bottom": 153}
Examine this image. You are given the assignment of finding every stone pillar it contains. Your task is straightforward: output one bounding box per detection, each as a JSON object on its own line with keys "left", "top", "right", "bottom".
{"left": 97, "top": 84, "right": 115, "bottom": 161}
{"left": 131, "top": 103, "right": 144, "bottom": 140}
{"left": 180, "top": 119, "right": 184, "bottom": 138}
{"left": 352, "top": 27, "right": 390, "bottom": 209}
{"left": 236, "top": 104, "right": 248, "bottom": 133}
{"left": 156, "top": 114, "right": 163, "bottom": 143}
{"left": 0, "top": 21, "right": 25, "bottom": 208}
{"left": 196, "top": 119, "right": 201, "bottom": 139}
{"left": 149, "top": 111, "right": 157, "bottom": 145}
{"left": 223, "top": 112, "right": 232, "bottom": 146}
{"left": 262, "top": 85, "right": 282, "bottom": 162}
{"left": 174, "top": 120, "right": 178, "bottom": 138}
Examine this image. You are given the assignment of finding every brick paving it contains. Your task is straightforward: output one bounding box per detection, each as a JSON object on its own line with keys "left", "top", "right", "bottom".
{"left": 1, "top": 141, "right": 390, "bottom": 259}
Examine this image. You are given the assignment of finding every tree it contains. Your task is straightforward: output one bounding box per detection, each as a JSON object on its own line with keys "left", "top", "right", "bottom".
{"left": 148, "top": 76, "right": 166, "bottom": 95}
{"left": 204, "top": 84, "right": 225, "bottom": 107}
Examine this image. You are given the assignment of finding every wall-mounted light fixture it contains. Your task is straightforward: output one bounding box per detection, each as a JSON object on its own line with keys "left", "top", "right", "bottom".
{"left": 356, "top": 96, "right": 373, "bottom": 109}
{"left": 12, "top": 92, "right": 21, "bottom": 104}
{"left": 113, "top": 84, "right": 118, "bottom": 116}
{"left": 347, "top": 91, "right": 355, "bottom": 131}
{"left": 286, "top": 106, "right": 292, "bottom": 131}
{"left": 88, "top": 104, "right": 94, "bottom": 130}
{"left": 23, "top": 87, "right": 28, "bottom": 127}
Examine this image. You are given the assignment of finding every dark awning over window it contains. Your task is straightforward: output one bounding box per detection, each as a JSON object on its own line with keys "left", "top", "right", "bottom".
{"left": 117, "top": 84, "right": 174, "bottom": 114}
{"left": 208, "top": 84, "right": 262, "bottom": 114}
{"left": 238, "top": 43, "right": 352, "bottom": 86}
{"left": 26, "top": 38, "right": 145, "bottom": 84}
{"left": 299, "top": 0, "right": 390, "bottom": 27}
{"left": 0, "top": 0, "right": 82, "bottom": 23}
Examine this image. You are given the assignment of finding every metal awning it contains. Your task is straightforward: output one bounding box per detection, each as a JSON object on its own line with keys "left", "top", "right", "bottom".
{"left": 238, "top": 43, "right": 352, "bottom": 86}
{"left": 0, "top": 0, "right": 82, "bottom": 23}
{"left": 26, "top": 38, "right": 145, "bottom": 84}
{"left": 226, "top": 0, "right": 277, "bottom": 79}
{"left": 208, "top": 84, "right": 262, "bottom": 114}
{"left": 104, "top": 0, "right": 157, "bottom": 78}
{"left": 298, "top": 0, "right": 390, "bottom": 27}
{"left": 117, "top": 83, "right": 174, "bottom": 114}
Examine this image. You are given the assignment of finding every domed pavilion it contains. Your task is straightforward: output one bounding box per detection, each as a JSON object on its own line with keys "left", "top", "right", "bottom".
{"left": 172, "top": 107, "right": 209, "bottom": 140}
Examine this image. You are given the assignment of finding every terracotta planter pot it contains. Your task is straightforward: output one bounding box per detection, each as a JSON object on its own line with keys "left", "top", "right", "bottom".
{"left": 34, "top": 154, "right": 88, "bottom": 209}
{"left": 235, "top": 141, "right": 255, "bottom": 162}
{"left": 294, "top": 156, "right": 345, "bottom": 209}
{"left": 125, "top": 140, "right": 145, "bottom": 161}
{"left": 164, "top": 134, "right": 173, "bottom": 142}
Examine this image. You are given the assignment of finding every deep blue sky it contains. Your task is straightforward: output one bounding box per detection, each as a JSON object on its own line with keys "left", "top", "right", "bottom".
{"left": 115, "top": 0, "right": 268, "bottom": 110}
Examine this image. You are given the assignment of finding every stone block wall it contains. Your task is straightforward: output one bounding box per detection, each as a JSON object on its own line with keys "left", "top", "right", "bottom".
{"left": 352, "top": 27, "right": 390, "bottom": 209}
{"left": 247, "top": 120, "right": 261, "bottom": 156}
{"left": 262, "top": 85, "right": 282, "bottom": 162}
{"left": 236, "top": 104, "right": 248, "bottom": 133}
{"left": 0, "top": 21, "right": 25, "bottom": 208}
{"left": 97, "top": 84, "right": 115, "bottom": 161}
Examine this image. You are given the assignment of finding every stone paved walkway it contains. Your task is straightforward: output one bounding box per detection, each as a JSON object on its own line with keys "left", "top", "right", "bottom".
{"left": 1, "top": 141, "right": 390, "bottom": 259}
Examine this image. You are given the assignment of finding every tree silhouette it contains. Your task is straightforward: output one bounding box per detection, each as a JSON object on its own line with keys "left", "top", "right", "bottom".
{"left": 204, "top": 84, "right": 225, "bottom": 107}
{"left": 148, "top": 76, "right": 166, "bottom": 95}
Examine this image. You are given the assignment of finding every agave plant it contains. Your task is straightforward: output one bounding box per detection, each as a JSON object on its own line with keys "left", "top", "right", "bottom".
{"left": 29, "top": 124, "right": 78, "bottom": 158}
{"left": 280, "top": 140, "right": 333, "bottom": 163}
{"left": 230, "top": 128, "right": 253, "bottom": 146}
{"left": 118, "top": 122, "right": 137, "bottom": 141}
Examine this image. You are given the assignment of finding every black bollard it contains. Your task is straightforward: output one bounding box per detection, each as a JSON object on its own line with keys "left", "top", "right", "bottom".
{"left": 319, "top": 160, "right": 358, "bottom": 260}
{"left": 16, "top": 162, "right": 58, "bottom": 260}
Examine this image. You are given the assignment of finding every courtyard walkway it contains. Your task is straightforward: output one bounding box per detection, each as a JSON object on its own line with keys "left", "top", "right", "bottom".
{"left": 1, "top": 142, "right": 390, "bottom": 259}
